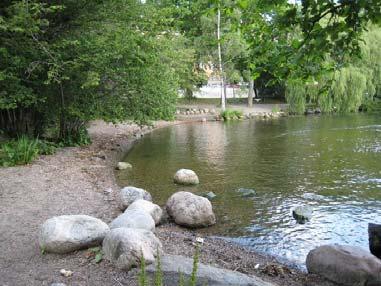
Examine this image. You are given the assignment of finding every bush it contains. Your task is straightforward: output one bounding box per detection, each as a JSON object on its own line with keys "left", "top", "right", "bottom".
{"left": 220, "top": 109, "right": 243, "bottom": 120}
{"left": 0, "top": 136, "right": 57, "bottom": 167}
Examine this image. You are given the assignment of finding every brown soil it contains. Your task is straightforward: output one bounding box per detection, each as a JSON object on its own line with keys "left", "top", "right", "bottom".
{"left": 0, "top": 120, "right": 336, "bottom": 286}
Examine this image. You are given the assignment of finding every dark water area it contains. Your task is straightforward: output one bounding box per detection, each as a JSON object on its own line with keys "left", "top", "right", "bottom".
{"left": 117, "top": 114, "right": 381, "bottom": 268}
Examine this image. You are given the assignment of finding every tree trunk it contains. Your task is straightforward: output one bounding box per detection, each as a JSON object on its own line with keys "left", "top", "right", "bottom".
{"left": 248, "top": 79, "right": 254, "bottom": 107}
{"left": 217, "top": 5, "right": 225, "bottom": 111}
{"left": 59, "top": 83, "right": 66, "bottom": 140}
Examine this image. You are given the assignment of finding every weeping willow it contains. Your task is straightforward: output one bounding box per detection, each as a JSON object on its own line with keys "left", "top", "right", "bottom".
{"left": 286, "top": 25, "right": 381, "bottom": 114}
{"left": 330, "top": 66, "right": 367, "bottom": 112}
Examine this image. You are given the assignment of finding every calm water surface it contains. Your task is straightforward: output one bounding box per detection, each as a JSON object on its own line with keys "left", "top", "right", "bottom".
{"left": 117, "top": 114, "right": 381, "bottom": 268}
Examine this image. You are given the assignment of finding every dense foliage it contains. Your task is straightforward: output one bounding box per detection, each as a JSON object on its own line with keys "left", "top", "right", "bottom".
{"left": 0, "top": 0, "right": 193, "bottom": 140}
{"left": 0, "top": 0, "right": 380, "bottom": 144}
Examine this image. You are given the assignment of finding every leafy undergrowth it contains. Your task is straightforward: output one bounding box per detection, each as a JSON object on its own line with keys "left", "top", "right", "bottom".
{"left": 0, "top": 136, "right": 57, "bottom": 167}
{"left": 220, "top": 109, "right": 243, "bottom": 121}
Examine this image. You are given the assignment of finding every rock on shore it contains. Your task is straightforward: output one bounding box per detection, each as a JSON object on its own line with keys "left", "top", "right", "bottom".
{"left": 173, "top": 169, "right": 199, "bottom": 185}
{"left": 39, "top": 215, "right": 109, "bottom": 253}
{"left": 110, "top": 209, "right": 155, "bottom": 231}
{"left": 127, "top": 199, "right": 163, "bottom": 225}
{"left": 166, "top": 191, "right": 216, "bottom": 227}
{"left": 146, "top": 254, "right": 275, "bottom": 286}
{"left": 118, "top": 186, "right": 152, "bottom": 210}
{"left": 306, "top": 244, "right": 381, "bottom": 286}
{"left": 103, "top": 228, "right": 162, "bottom": 270}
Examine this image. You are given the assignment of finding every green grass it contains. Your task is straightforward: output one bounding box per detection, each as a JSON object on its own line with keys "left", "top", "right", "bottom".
{"left": 0, "top": 136, "right": 57, "bottom": 167}
{"left": 138, "top": 244, "right": 202, "bottom": 286}
{"left": 220, "top": 109, "right": 243, "bottom": 121}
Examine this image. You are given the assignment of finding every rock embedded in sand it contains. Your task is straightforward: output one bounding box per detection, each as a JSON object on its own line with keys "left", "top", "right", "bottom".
{"left": 166, "top": 191, "right": 216, "bottom": 228}
{"left": 39, "top": 215, "right": 109, "bottom": 254}
{"left": 110, "top": 209, "right": 155, "bottom": 231}
{"left": 118, "top": 186, "right": 152, "bottom": 210}
{"left": 127, "top": 199, "right": 163, "bottom": 225}
{"left": 146, "top": 254, "right": 275, "bottom": 286}
{"left": 102, "top": 228, "right": 162, "bottom": 270}
{"left": 173, "top": 169, "right": 199, "bottom": 185}
{"left": 306, "top": 244, "right": 381, "bottom": 286}
{"left": 292, "top": 205, "right": 313, "bottom": 224}
{"left": 116, "top": 162, "right": 132, "bottom": 170}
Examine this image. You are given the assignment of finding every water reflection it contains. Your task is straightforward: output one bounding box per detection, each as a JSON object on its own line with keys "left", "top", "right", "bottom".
{"left": 117, "top": 114, "right": 381, "bottom": 268}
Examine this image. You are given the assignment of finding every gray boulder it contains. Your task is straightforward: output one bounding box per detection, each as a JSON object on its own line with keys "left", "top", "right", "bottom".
{"left": 369, "top": 223, "right": 381, "bottom": 259}
{"left": 119, "top": 186, "right": 152, "bottom": 210}
{"left": 39, "top": 215, "right": 109, "bottom": 254}
{"left": 102, "top": 228, "right": 162, "bottom": 270}
{"left": 116, "top": 162, "right": 132, "bottom": 170}
{"left": 146, "top": 254, "right": 275, "bottom": 286}
{"left": 110, "top": 209, "right": 155, "bottom": 231}
{"left": 174, "top": 169, "right": 199, "bottom": 185}
{"left": 292, "top": 205, "right": 313, "bottom": 224}
{"left": 127, "top": 199, "right": 163, "bottom": 225}
{"left": 166, "top": 191, "right": 216, "bottom": 228}
{"left": 306, "top": 244, "right": 381, "bottom": 286}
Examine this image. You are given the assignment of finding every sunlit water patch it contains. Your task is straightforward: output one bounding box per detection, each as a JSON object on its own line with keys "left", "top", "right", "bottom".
{"left": 117, "top": 113, "right": 381, "bottom": 269}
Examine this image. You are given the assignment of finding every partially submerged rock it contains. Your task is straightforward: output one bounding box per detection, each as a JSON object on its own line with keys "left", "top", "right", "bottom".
{"left": 292, "top": 205, "right": 313, "bottom": 224}
{"left": 110, "top": 209, "right": 155, "bottom": 231}
{"left": 103, "top": 228, "right": 162, "bottom": 270}
{"left": 146, "top": 254, "right": 275, "bottom": 286}
{"left": 301, "top": 192, "right": 325, "bottom": 201}
{"left": 236, "top": 188, "right": 256, "bottom": 198}
{"left": 200, "top": 191, "right": 217, "bottom": 201}
{"left": 116, "top": 162, "right": 132, "bottom": 170}
{"left": 166, "top": 191, "right": 216, "bottom": 228}
{"left": 119, "top": 186, "right": 152, "bottom": 210}
{"left": 127, "top": 199, "right": 163, "bottom": 225}
{"left": 173, "top": 169, "right": 199, "bottom": 185}
{"left": 39, "top": 215, "right": 109, "bottom": 254}
{"left": 306, "top": 244, "right": 381, "bottom": 286}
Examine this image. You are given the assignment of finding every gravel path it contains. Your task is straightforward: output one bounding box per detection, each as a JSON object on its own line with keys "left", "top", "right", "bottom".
{"left": 0, "top": 120, "right": 334, "bottom": 286}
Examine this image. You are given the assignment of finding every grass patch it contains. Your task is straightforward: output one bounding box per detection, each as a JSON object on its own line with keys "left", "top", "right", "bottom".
{"left": 220, "top": 109, "right": 243, "bottom": 121}
{"left": 0, "top": 136, "right": 57, "bottom": 167}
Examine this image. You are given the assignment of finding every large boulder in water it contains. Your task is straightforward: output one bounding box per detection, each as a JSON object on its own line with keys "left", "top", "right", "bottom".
{"left": 39, "top": 215, "right": 109, "bottom": 253}
{"left": 118, "top": 186, "right": 152, "bottom": 210}
{"left": 110, "top": 209, "right": 155, "bottom": 231}
{"left": 306, "top": 244, "right": 381, "bottom": 286}
{"left": 173, "top": 169, "right": 199, "bottom": 185}
{"left": 369, "top": 223, "right": 381, "bottom": 259}
{"left": 166, "top": 191, "right": 216, "bottom": 228}
{"left": 102, "top": 228, "right": 162, "bottom": 270}
{"left": 127, "top": 199, "right": 163, "bottom": 225}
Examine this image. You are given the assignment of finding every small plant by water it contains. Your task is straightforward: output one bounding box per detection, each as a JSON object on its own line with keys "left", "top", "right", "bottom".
{"left": 138, "top": 244, "right": 201, "bottom": 286}
{"left": 220, "top": 109, "right": 243, "bottom": 121}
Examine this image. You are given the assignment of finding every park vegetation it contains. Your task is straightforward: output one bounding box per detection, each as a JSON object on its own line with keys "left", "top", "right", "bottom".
{"left": 0, "top": 0, "right": 380, "bottom": 161}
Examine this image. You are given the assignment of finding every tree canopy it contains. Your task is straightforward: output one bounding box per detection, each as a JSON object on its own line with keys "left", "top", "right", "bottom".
{"left": 0, "top": 0, "right": 380, "bottom": 141}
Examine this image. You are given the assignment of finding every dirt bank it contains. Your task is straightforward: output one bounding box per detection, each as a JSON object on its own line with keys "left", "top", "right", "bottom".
{"left": 0, "top": 120, "right": 334, "bottom": 286}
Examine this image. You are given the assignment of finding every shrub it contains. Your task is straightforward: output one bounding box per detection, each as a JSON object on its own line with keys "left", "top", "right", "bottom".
{"left": 0, "top": 136, "right": 39, "bottom": 166}
{"left": 220, "top": 109, "right": 243, "bottom": 120}
{"left": 0, "top": 136, "right": 58, "bottom": 167}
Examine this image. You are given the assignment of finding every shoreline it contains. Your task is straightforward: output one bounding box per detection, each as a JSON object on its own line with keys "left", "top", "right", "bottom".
{"left": 0, "top": 119, "right": 334, "bottom": 286}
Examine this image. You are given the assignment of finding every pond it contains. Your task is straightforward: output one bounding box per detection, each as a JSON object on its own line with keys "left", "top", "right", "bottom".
{"left": 117, "top": 113, "right": 381, "bottom": 269}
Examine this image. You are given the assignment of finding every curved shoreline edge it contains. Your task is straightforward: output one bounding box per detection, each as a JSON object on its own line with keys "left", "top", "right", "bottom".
{"left": 0, "top": 119, "right": 335, "bottom": 286}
